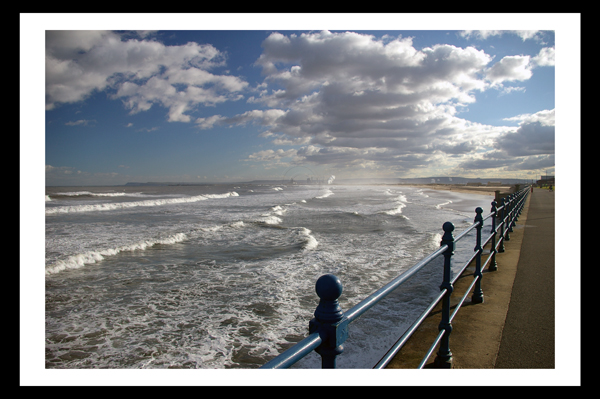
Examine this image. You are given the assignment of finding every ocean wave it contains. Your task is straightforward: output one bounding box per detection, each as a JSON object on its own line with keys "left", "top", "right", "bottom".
{"left": 50, "top": 191, "right": 134, "bottom": 198}
{"left": 45, "top": 192, "right": 239, "bottom": 215}
{"left": 293, "top": 227, "right": 318, "bottom": 251}
{"left": 270, "top": 205, "right": 287, "bottom": 215}
{"left": 45, "top": 232, "right": 189, "bottom": 275}
{"left": 415, "top": 189, "right": 429, "bottom": 198}
{"left": 435, "top": 200, "right": 453, "bottom": 209}
{"left": 382, "top": 202, "right": 407, "bottom": 216}
{"left": 381, "top": 194, "right": 409, "bottom": 217}
{"left": 255, "top": 215, "right": 283, "bottom": 225}
{"left": 45, "top": 220, "right": 243, "bottom": 274}
{"left": 315, "top": 189, "right": 334, "bottom": 199}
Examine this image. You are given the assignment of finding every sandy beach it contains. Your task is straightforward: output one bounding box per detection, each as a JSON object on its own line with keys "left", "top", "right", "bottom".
{"left": 401, "top": 184, "right": 514, "bottom": 196}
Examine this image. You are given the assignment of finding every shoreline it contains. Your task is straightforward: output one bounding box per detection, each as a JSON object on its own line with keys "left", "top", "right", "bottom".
{"left": 401, "top": 183, "right": 513, "bottom": 196}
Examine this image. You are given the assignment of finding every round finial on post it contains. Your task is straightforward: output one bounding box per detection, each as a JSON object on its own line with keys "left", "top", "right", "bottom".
{"left": 315, "top": 274, "right": 343, "bottom": 301}
{"left": 314, "top": 274, "right": 344, "bottom": 324}
{"left": 441, "top": 222, "right": 455, "bottom": 253}
{"left": 443, "top": 221, "right": 454, "bottom": 233}
{"left": 474, "top": 207, "right": 483, "bottom": 226}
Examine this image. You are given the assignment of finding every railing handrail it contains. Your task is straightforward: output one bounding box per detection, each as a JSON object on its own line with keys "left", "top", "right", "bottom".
{"left": 260, "top": 185, "right": 531, "bottom": 369}
{"left": 344, "top": 244, "right": 448, "bottom": 323}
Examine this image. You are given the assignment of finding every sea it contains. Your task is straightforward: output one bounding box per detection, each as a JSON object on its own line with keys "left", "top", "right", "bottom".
{"left": 44, "top": 182, "right": 494, "bottom": 369}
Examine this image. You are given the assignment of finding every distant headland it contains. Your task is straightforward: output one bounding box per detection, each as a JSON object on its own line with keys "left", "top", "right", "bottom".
{"left": 124, "top": 177, "right": 531, "bottom": 187}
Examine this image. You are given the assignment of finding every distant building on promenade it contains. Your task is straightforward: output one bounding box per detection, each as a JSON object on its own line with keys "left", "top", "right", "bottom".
{"left": 536, "top": 175, "right": 555, "bottom": 187}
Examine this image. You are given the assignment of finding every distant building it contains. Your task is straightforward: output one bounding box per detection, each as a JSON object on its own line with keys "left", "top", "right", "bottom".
{"left": 486, "top": 181, "right": 503, "bottom": 186}
{"left": 536, "top": 175, "right": 555, "bottom": 186}
{"left": 466, "top": 182, "right": 482, "bottom": 186}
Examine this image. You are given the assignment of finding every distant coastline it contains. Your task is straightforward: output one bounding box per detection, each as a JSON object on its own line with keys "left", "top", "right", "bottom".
{"left": 410, "top": 183, "right": 513, "bottom": 196}
{"left": 124, "top": 176, "right": 530, "bottom": 187}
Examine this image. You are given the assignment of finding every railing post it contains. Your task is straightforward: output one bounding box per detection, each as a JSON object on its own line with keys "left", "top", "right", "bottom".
{"left": 514, "top": 191, "right": 521, "bottom": 222}
{"left": 308, "top": 274, "right": 348, "bottom": 368}
{"left": 508, "top": 194, "right": 517, "bottom": 233}
{"left": 501, "top": 197, "right": 509, "bottom": 244}
{"left": 507, "top": 194, "right": 515, "bottom": 234}
{"left": 489, "top": 200, "right": 498, "bottom": 271}
{"left": 434, "top": 222, "right": 454, "bottom": 368}
{"left": 472, "top": 207, "right": 484, "bottom": 304}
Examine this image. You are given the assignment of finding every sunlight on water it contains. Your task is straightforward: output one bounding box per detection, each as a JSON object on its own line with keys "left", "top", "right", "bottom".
{"left": 45, "top": 183, "right": 492, "bottom": 369}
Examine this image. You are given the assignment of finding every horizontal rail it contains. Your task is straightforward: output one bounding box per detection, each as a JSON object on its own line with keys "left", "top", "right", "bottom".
{"left": 418, "top": 329, "right": 445, "bottom": 369}
{"left": 454, "top": 220, "right": 480, "bottom": 242}
{"left": 260, "top": 333, "right": 321, "bottom": 369}
{"left": 374, "top": 288, "right": 446, "bottom": 368}
{"left": 344, "top": 244, "right": 448, "bottom": 323}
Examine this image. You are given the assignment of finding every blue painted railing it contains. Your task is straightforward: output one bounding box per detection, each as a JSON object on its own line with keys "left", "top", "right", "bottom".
{"left": 260, "top": 186, "right": 531, "bottom": 369}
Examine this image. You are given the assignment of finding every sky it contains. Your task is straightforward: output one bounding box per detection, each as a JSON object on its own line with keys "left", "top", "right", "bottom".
{"left": 27, "top": 14, "right": 579, "bottom": 186}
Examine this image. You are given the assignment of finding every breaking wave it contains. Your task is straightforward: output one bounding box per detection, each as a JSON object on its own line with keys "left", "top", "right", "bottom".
{"left": 45, "top": 192, "right": 239, "bottom": 215}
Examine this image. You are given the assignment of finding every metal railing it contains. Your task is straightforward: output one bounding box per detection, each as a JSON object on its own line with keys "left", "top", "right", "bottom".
{"left": 260, "top": 186, "right": 531, "bottom": 369}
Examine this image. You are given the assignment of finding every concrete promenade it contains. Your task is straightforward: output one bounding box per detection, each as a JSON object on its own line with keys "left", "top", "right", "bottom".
{"left": 385, "top": 188, "right": 556, "bottom": 370}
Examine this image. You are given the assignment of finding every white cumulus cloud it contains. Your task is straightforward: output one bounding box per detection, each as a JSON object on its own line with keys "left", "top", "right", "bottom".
{"left": 45, "top": 30, "right": 249, "bottom": 123}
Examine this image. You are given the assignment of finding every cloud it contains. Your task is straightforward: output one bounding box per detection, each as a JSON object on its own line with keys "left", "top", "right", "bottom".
{"left": 246, "top": 148, "right": 299, "bottom": 169}
{"left": 248, "top": 148, "right": 297, "bottom": 161}
{"left": 494, "top": 121, "right": 555, "bottom": 157}
{"left": 459, "top": 30, "right": 544, "bottom": 41}
{"left": 458, "top": 109, "right": 555, "bottom": 173}
{"left": 65, "top": 119, "right": 96, "bottom": 126}
{"left": 45, "top": 30, "right": 249, "bottom": 122}
{"left": 532, "top": 47, "right": 555, "bottom": 67}
{"left": 194, "top": 109, "right": 286, "bottom": 130}
{"left": 227, "top": 31, "right": 527, "bottom": 174}
{"left": 503, "top": 108, "right": 555, "bottom": 126}
{"left": 485, "top": 55, "right": 532, "bottom": 86}
{"left": 249, "top": 31, "right": 495, "bottom": 148}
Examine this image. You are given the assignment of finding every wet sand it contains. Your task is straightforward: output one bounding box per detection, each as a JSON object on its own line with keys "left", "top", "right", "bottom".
{"left": 401, "top": 183, "right": 514, "bottom": 196}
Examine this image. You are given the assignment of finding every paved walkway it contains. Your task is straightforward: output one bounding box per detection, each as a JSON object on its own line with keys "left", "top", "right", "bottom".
{"left": 384, "top": 188, "right": 556, "bottom": 370}
{"left": 495, "top": 188, "right": 555, "bottom": 368}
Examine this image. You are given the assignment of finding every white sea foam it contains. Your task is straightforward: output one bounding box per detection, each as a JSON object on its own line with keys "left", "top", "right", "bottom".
{"left": 382, "top": 194, "right": 409, "bottom": 217}
{"left": 45, "top": 191, "right": 239, "bottom": 215}
{"left": 204, "top": 192, "right": 239, "bottom": 199}
{"left": 383, "top": 202, "right": 406, "bottom": 216}
{"left": 294, "top": 227, "right": 318, "bottom": 250}
{"left": 315, "top": 189, "right": 334, "bottom": 199}
{"left": 435, "top": 200, "right": 453, "bottom": 209}
{"left": 257, "top": 215, "right": 283, "bottom": 225}
{"left": 52, "top": 191, "right": 133, "bottom": 197}
{"left": 270, "top": 205, "right": 286, "bottom": 215}
{"left": 45, "top": 232, "right": 189, "bottom": 274}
